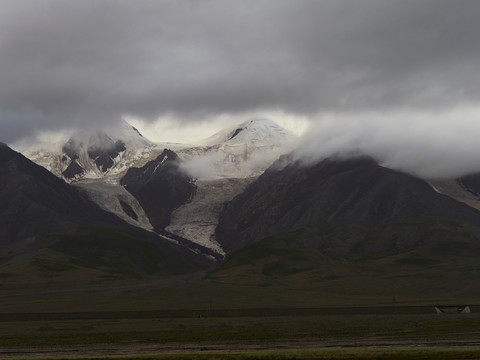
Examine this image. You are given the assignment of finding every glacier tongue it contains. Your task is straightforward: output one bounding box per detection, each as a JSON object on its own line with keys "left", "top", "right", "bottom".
{"left": 166, "top": 178, "right": 252, "bottom": 255}
{"left": 164, "top": 118, "right": 298, "bottom": 253}
{"left": 74, "top": 179, "right": 154, "bottom": 231}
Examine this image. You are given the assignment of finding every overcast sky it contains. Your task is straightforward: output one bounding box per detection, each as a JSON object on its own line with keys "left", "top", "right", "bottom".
{"left": 2, "top": 0, "right": 480, "bottom": 177}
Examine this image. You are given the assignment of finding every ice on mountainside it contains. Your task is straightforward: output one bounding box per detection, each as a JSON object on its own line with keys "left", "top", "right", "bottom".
{"left": 14, "top": 119, "right": 156, "bottom": 182}
{"left": 14, "top": 117, "right": 295, "bottom": 182}
{"left": 74, "top": 179, "right": 154, "bottom": 231}
{"left": 166, "top": 178, "right": 252, "bottom": 255}
{"left": 166, "top": 118, "right": 298, "bottom": 253}
{"left": 178, "top": 118, "right": 297, "bottom": 179}
{"left": 199, "top": 118, "right": 294, "bottom": 147}
{"left": 13, "top": 117, "right": 297, "bottom": 254}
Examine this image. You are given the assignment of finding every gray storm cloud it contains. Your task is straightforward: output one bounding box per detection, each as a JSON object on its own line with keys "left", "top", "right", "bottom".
{"left": 2, "top": 0, "right": 480, "bottom": 143}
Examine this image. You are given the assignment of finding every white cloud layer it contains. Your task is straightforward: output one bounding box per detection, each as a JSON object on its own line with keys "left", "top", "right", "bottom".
{"left": 295, "top": 106, "right": 480, "bottom": 179}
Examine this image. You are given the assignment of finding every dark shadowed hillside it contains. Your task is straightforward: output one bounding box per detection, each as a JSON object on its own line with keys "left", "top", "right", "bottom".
{"left": 120, "top": 149, "right": 196, "bottom": 232}
{"left": 212, "top": 156, "right": 480, "bottom": 294}
{"left": 0, "top": 143, "right": 212, "bottom": 287}
{"left": 0, "top": 142, "right": 124, "bottom": 248}
{"left": 216, "top": 156, "right": 480, "bottom": 253}
{"left": 457, "top": 172, "right": 480, "bottom": 197}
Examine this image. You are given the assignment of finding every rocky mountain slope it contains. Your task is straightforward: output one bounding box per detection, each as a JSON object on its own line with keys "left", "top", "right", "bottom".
{"left": 120, "top": 149, "right": 196, "bottom": 233}
{"left": 161, "top": 119, "right": 297, "bottom": 252}
{"left": 6, "top": 118, "right": 480, "bottom": 300}
{"left": 211, "top": 156, "right": 480, "bottom": 293}
{"left": 0, "top": 143, "right": 124, "bottom": 249}
{"left": 0, "top": 143, "right": 214, "bottom": 287}
{"left": 11, "top": 118, "right": 297, "bottom": 256}
{"left": 216, "top": 155, "right": 480, "bottom": 254}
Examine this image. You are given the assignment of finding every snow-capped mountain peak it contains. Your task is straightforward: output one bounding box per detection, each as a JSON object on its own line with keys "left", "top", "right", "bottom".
{"left": 201, "top": 118, "right": 295, "bottom": 147}
{"left": 179, "top": 118, "right": 297, "bottom": 179}
{"left": 14, "top": 119, "right": 156, "bottom": 182}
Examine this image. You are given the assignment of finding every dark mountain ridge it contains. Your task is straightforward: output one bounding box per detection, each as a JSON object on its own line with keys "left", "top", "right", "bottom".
{"left": 216, "top": 155, "right": 480, "bottom": 254}
{"left": 210, "top": 155, "right": 480, "bottom": 294}
{"left": 0, "top": 143, "right": 125, "bottom": 246}
{"left": 0, "top": 144, "right": 213, "bottom": 285}
{"left": 120, "top": 149, "right": 196, "bottom": 232}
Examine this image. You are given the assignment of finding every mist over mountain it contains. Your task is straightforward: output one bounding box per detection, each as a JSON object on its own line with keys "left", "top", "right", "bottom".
{"left": 210, "top": 154, "right": 480, "bottom": 291}
{"left": 6, "top": 118, "right": 298, "bottom": 256}
{"left": 5, "top": 0, "right": 480, "bottom": 308}
{"left": 294, "top": 110, "right": 480, "bottom": 179}
{"left": 5, "top": 113, "right": 480, "bottom": 300}
{"left": 179, "top": 118, "right": 297, "bottom": 179}
{"left": 12, "top": 120, "right": 155, "bottom": 182}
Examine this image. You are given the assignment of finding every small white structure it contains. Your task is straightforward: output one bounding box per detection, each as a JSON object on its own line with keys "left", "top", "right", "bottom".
{"left": 435, "top": 305, "right": 471, "bottom": 314}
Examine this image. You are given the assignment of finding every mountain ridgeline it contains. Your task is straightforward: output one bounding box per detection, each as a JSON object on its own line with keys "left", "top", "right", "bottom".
{"left": 6, "top": 119, "right": 480, "bottom": 300}
{"left": 216, "top": 156, "right": 480, "bottom": 254}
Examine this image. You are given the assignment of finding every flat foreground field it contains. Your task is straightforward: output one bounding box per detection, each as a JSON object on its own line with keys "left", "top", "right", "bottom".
{"left": 2, "top": 310, "right": 480, "bottom": 359}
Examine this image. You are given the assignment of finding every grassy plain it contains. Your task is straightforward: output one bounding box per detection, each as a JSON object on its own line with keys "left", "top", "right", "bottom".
{"left": 1, "top": 313, "right": 480, "bottom": 359}
{"left": 5, "top": 348, "right": 480, "bottom": 360}
{"left": 2, "top": 246, "right": 480, "bottom": 359}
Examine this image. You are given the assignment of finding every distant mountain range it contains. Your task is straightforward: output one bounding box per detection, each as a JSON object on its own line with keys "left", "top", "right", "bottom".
{"left": 4, "top": 119, "right": 480, "bottom": 298}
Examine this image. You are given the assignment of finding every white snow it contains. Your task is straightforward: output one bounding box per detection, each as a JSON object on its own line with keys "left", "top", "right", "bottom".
{"left": 11, "top": 117, "right": 298, "bottom": 255}
{"left": 198, "top": 118, "right": 295, "bottom": 147}
{"left": 179, "top": 118, "right": 297, "bottom": 179}
{"left": 12, "top": 119, "right": 157, "bottom": 182}
{"left": 165, "top": 118, "right": 298, "bottom": 252}
{"left": 74, "top": 179, "right": 154, "bottom": 231}
{"left": 166, "top": 178, "right": 252, "bottom": 254}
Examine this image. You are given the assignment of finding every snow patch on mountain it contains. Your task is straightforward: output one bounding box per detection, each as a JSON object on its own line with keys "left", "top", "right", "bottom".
{"left": 14, "top": 120, "right": 156, "bottom": 182}
{"left": 429, "top": 179, "right": 480, "bottom": 212}
{"left": 74, "top": 179, "right": 154, "bottom": 231}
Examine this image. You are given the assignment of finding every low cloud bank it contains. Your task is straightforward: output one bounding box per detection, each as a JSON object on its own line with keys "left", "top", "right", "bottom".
{"left": 294, "top": 108, "right": 480, "bottom": 179}
{"left": 181, "top": 153, "right": 221, "bottom": 180}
